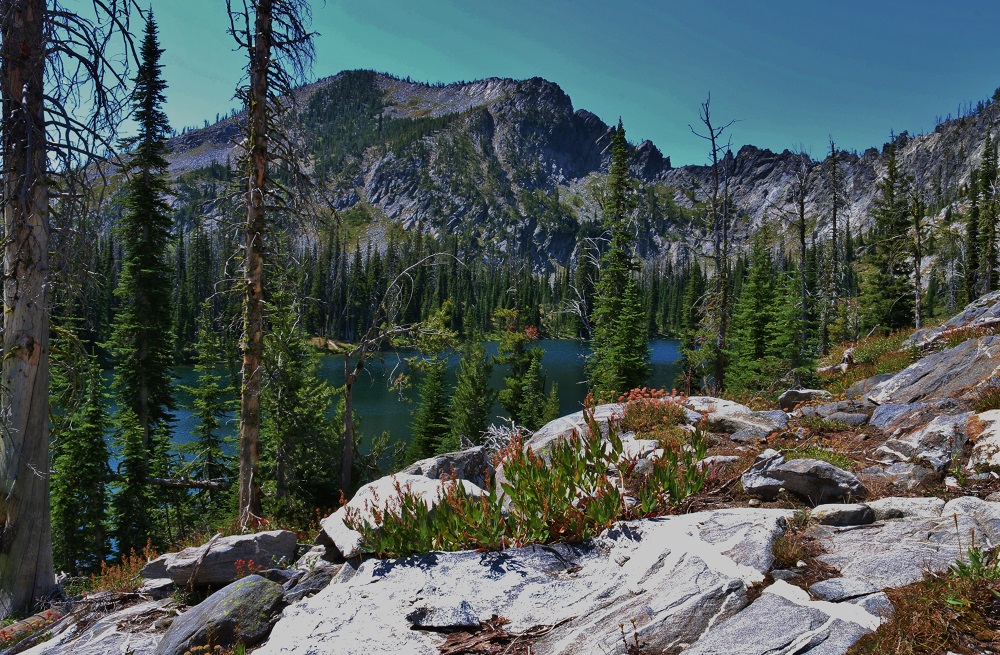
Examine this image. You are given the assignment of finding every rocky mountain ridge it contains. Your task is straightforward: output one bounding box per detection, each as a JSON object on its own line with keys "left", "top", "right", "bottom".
{"left": 164, "top": 69, "right": 999, "bottom": 268}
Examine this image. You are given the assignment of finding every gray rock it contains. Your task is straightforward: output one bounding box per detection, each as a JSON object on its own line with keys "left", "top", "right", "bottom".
{"left": 880, "top": 462, "right": 935, "bottom": 490}
{"left": 405, "top": 599, "right": 480, "bottom": 630}
{"left": 875, "top": 412, "right": 971, "bottom": 471}
{"left": 969, "top": 409, "right": 1000, "bottom": 468}
{"left": 849, "top": 592, "right": 893, "bottom": 619}
{"left": 798, "top": 400, "right": 872, "bottom": 419}
{"left": 731, "top": 426, "right": 770, "bottom": 442}
{"left": 865, "top": 496, "right": 945, "bottom": 520}
{"left": 811, "top": 503, "right": 875, "bottom": 526}
{"left": 845, "top": 373, "right": 895, "bottom": 400}
{"left": 942, "top": 496, "right": 1000, "bottom": 545}
{"left": 284, "top": 560, "right": 342, "bottom": 604}
{"left": 809, "top": 577, "right": 880, "bottom": 602}
{"left": 686, "top": 397, "right": 786, "bottom": 436}
{"left": 779, "top": 389, "right": 833, "bottom": 412}
{"left": 18, "top": 599, "right": 171, "bottom": 655}
{"left": 771, "top": 569, "right": 801, "bottom": 581}
{"left": 138, "top": 577, "right": 175, "bottom": 600}
{"left": 902, "top": 290, "right": 1000, "bottom": 349}
{"left": 807, "top": 510, "right": 983, "bottom": 588}
{"left": 256, "top": 509, "right": 793, "bottom": 655}
{"left": 825, "top": 412, "right": 870, "bottom": 427}
{"left": 141, "top": 531, "right": 298, "bottom": 587}
{"left": 319, "top": 474, "right": 485, "bottom": 559}
{"left": 399, "top": 445, "right": 494, "bottom": 489}
{"left": 683, "top": 581, "right": 879, "bottom": 654}
{"left": 868, "top": 336, "right": 1000, "bottom": 405}
{"left": 524, "top": 403, "right": 623, "bottom": 458}
{"left": 155, "top": 575, "right": 285, "bottom": 655}
{"left": 869, "top": 399, "right": 965, "bottom": 434}
{"left": 742, "top": 450, "right": 865, "bottom": 504}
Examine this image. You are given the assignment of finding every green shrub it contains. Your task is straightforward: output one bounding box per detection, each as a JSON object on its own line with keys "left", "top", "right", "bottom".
{"left": 345, "top": 408, "right": 709, "bottom": 558}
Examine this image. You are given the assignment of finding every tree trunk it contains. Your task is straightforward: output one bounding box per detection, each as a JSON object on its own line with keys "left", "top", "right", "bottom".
{"left": 0, "top": 0, "right": 54, "bottom": 616}
{"left": 340, "top": 355, "right": 363, "bottom": 495}
{"left": 238, "top": 0, "right": 272, "bottom": 529}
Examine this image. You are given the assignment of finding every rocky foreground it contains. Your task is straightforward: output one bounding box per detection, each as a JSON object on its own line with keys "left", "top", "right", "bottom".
{"left": 14, "top": 294, "right": 1000, "bottom": 655}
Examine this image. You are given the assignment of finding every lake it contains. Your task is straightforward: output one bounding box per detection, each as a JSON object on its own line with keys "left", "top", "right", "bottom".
{"left": 170, "top": 339, "right": 684, "bottom": 452}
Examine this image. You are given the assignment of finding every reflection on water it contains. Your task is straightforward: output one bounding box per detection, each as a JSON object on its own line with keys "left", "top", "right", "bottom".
{"left": 170, "top": 339, "right": 683, "bottom": 451}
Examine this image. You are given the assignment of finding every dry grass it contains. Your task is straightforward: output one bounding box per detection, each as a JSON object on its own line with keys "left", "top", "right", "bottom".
{"left": 848, "top": 574, "right": 999, "bottom": 654}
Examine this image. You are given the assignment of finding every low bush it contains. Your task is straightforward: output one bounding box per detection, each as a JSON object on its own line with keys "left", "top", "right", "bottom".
{"left": 616, "top": 388, "right": 689, "bottom": 434}
{"left": 820, "top": 329, "right": 921, "bottom": 396}
{"left": 84, "top": 540, "right": 159, "bottom": 594}
{"left": 345, "top": 407, "right": 710, "bottom": 558}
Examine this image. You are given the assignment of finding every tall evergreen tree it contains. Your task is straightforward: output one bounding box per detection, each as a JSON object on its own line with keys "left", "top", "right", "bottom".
{"left": 725, "top": 237, "right": 778, "bottom": 392}
{"left": 181, "top": 303, "right": 235, "bottom": 517}
{"left": 977, "top": 131, "right": 999, "bottom": 294}
{"left": 261, "top": 292, "right": 341, "bottom": 524}
{"left": 106, "top": 13, "right": 176, "bottom": 451}
{"left": 587, "top": 120, "right": 650, "bottom": 400}
{"left": 406, "top": 357, "right": 451, "bottom": 462}
{"left": 448, "top": 340, "right": 496, "bottom": 448}
{"left": 51, "top": 356, "right": 110, "bottom": 574}
{"left": 860, "top": 138, "right": 914, "bottom": 331}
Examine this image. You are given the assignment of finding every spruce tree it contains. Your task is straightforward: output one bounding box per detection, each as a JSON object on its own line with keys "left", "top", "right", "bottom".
{"left": 448, "top": 340, "right": 496, "bottom": 447}
{"left": 106, "top": 13, "right": 175, "bottom": 450}
{"left": 860, "top": 139, "right": 914, "bottom": 331}
{"left": 725, "top": 237, "right": 778, "bottom": 393}
{"left": 181, "top": 303, "right": 235, "bottom": 517}
{"left": 587, "top": 120, "right": 650, "bottom": 400}
{"left": 51, "top": 356, "right": 110, "bottom": 574}
{"left": 261, "top": 292, "right": 341, "bottom": 525}
{"left": 104, "top": 13, "right": 175, "bottom": 552}
{"left": 406, "top": 357, "right": 451, "bottom": 462}
{"left": 494, "top": 309, "right": 549, "bottom": 429}
{"left": 112, "top": 409, "right": 157, "bottom": 556}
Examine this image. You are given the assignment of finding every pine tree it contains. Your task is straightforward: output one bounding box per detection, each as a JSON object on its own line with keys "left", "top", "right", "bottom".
{"left": 448, "top": 340, "right": 496, "bottom": 447}
{"left": 261, "top": 292, "right": 341, "bottom": 524}
{"left": 587, "top": 120, "right": 650, "bottom": 400}
{"left": 106, "top": 13, "right": 175, "bottom": 451}
{"left": 725, "top": 237, "right": 778, "bottom": 392}
{"left": 494, "top": 309, "right": 549, "bottom": 428}
{"left": 406, "top": 357, "right": 451, "bottom": 462}
{"left": 51, "top": 356, "right": 110, "bottom": 574}
{"left": 860, "top": 138, "right": 914, "bottom": 331}
{"left": 180, "top": 303, "right": 235, "bottom": 517}
{"left": 112, "top": 409, "right": 157, "bottom": 557}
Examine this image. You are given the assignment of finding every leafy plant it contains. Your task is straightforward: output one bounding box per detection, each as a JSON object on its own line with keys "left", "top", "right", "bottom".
{"left": 617, "top": 388, "right": 689, "bottom": 434}
{"left": 345, "top": 402, "right": 709, "bottom": 558}
{"left": 972, "top": 382, "right": 1000, "bottom": 413}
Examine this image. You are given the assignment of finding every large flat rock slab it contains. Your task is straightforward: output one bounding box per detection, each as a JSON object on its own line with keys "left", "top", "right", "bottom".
{"left": 683, "top": 581, "right": 879, "bottom": 655}
{"left": 868, "top": 335, "right": 1000, "bottom": 405}
{"left": 805, "top": 499, "right": 998, "bottom": 589}
{"left": 257, "top": 509, "right": 792, "bottom": 655}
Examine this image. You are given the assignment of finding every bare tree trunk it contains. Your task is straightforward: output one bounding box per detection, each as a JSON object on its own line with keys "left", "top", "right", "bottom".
{"left": 238, "top": 0, "right": 272, "bottom": 529}
{"left": 0, "top": 0, "right": 54, "bottom": 616}
{"left": 340, "top": 357, "right": 362, "bottom": 494}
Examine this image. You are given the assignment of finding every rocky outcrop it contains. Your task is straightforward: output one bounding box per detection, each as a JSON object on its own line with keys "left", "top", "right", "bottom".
{"left": 141, "top": 530, "right": 298, "bottom": 587}
{"left": 258, "top": 510, "right": 794, "bottom": 655}
{"left": 399, "top": 445, "right": 494, "bottom": 488}
{"left": 778, "top": 388, "right": 832, "bottom": 412}
{"left": 867, "top": 335, "right": 1000, "bottom": 405}
{"left": 903, "top": 289, "right": 1000, "bottom": 349}
{"left": 742, "top": 450, "right": 865, "bottom": 504}
{"left": 155, "top": 576, "right": 285, "bottom": 655}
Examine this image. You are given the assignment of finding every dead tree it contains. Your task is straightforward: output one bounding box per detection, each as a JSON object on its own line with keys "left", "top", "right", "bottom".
{"left": 227, "top": 0, "right": 314, "bottom": 529}
{"left": 689, "top": 95, "right": 736, "bottom": 389}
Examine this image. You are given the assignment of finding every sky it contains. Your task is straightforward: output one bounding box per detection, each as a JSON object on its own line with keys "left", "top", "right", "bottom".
{"left": 154, "top": 1, "right": 1000, "bottom": 166}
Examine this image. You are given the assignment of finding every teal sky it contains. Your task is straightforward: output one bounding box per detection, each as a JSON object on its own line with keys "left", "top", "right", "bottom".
{"left": 155, "top": 1, "right": 1000, "bottom": 166}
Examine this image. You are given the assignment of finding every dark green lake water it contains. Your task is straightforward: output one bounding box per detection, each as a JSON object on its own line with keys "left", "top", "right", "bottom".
{"left": 169, "top": 339, "right": 683, "bottom": 452}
